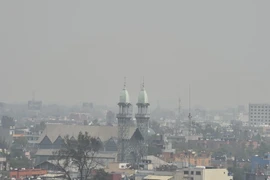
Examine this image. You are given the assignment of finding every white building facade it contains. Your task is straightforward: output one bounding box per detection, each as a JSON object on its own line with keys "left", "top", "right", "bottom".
{"left": 249, "top": 103, "right": 270, "bottom": 126}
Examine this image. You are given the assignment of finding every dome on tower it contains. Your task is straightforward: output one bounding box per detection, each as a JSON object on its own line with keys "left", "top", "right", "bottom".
{"left": 119, "top": 87, "right": 130, "bottom": 103}
{"left": 137, "top": 87, "right": 149, "bottom": 104}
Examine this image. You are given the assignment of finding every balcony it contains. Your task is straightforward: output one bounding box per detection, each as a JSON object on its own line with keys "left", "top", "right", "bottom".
{"left": 117, "top": 114, "right": 133, "bottom": 118}
{"left": 135, "top": 114, "right": 150, "bottom": 118}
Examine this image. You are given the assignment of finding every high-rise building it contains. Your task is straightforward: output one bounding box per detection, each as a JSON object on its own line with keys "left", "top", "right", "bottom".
{"left": 249, "top": 103, "right": 270, "bottom": 126}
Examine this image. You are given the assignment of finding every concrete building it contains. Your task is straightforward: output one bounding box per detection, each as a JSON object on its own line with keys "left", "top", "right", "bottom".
{"left": 0, "top": 156, "right": 6, "bottom": 171}
{"left": 251, "top": 153, "right": 270, "bottom": 173}
{"left": 182, "top": 166, "right": 233, "bottom": 180}
{"left": 245, "top": 154, "right": 270, "bottom": 180}
{"left": 143, "top": 175, "right": 173, "bottom": 180}
{"left": 37, "top": 125, "right": 119, "bottom": 150}
{"left": 249, "top": 103, "right": 270, "bottom": 126}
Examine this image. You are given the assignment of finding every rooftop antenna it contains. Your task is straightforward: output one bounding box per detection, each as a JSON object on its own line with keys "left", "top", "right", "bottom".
{"left": 142, "top": 76, "right": 145, "bottom": 88}
{"left": 188, "top": 85, "right": 192, "bottom": 169}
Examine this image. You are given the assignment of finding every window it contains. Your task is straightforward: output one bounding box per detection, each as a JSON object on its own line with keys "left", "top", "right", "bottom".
{"left": 184, "top": 171, "right": 189, "bottom": 175}
{"left": 191, "top": 171, "right": 194, "bottom": 175}
{"left": 196, "top": 171, "right": 201, "bottom": 175}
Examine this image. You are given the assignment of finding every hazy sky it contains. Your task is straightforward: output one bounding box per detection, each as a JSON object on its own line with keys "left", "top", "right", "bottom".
{"left": 0, "top": 1, "right": 269, "bottom": 110}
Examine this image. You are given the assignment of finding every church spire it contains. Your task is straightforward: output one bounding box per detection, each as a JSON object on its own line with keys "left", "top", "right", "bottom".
{"left": 124, "top": 76, "right": 126, "bottom": 89}
{"left": 119, "top": 77, "right": 130, "bottom": 104}
{"left": 142, "top": 76, "right": 144, "bottom": 89}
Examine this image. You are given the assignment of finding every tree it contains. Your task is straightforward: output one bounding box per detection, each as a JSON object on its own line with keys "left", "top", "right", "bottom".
{"left": 252, "top": 134, "right": 261, "bottom": 142}
{"left": 9, "top": 157, "right": 31, "bottom": 169}
{"left": 106, "top": 111, "right": 115, "bottom": 124}
{"left": 228, "top": 167, "right": 244, "bottom": 180}
{"left": 1, "top": 116, "right": 15, "bottom": 129}
{"left": 32, "top": 121, "right": 46, "bottom": 133}
{"left": 40, "top": 121, "right": 46, "bottom": 131}
{"left": 257, "top": 142, "right": 270, "bottom": 156}
{"left": 54, "top": 132, "right": 102, "bottom": 180}
{"left": 13, "top": 137, "right": 28, "bottom": 148}
{"left": 0, "top": 137, "right": 9, "bottom": 149}
{"left": 83, "top": 120, "right": 88, "bottom": 126}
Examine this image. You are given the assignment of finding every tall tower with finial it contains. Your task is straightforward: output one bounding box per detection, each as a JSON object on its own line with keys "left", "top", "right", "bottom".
{"left": 187, "top": 85, "right": 192, "bottom": 169}
{"left": 117, "top": 77, "right": 133, "bottom": 162}
{"left": 135, "top": 77, "right": 150, "bottom": 157}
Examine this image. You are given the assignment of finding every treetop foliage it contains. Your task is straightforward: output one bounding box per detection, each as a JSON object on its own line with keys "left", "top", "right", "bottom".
{"left": 54, "top": 131, "right": 102, "bottom": 180}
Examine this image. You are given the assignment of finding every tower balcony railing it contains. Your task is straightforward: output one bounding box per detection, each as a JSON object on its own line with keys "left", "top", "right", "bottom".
{"left": 135, "top": 114, "right": 150, "bottom": 118}
{"left": 117, "top": 114, "right": 133, "bottom": 118}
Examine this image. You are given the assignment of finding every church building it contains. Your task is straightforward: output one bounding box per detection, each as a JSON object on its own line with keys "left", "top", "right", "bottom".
{"left": 117, "top": 80, "right": 150, "bottom": 163}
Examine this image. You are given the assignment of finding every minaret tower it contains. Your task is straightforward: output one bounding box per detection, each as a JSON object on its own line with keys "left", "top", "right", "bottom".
{"left": 117, "top": 78, "right": 132, "bottom": 162}
{"left": 135, "top": 78, "right": 150, "bottom": 156}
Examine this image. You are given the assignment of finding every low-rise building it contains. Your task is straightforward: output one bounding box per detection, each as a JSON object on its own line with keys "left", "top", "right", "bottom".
{"left": 182, "top": 166, "right": 233, "bottom": 180}
{"left": 9, "top": 169, "right": 47, "bottom": 179}
{"left": 161, "top": 151, "right": 211, "bottom": 167}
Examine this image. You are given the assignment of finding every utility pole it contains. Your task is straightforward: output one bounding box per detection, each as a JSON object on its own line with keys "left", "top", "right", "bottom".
{"left": 178, "top": 98, "right": 181, "bottom": 121}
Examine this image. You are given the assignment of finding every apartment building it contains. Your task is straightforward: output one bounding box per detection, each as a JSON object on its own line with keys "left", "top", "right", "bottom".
{"left": 249, "top": 104, "right": 270, "bottom": 126}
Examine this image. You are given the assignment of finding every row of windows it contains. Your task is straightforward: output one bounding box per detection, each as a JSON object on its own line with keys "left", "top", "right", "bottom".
{"left": 250, "top": 119, "right": 270, "bottom": 122}
{"left": 250, "top": 109, "right": 270, "bottom": 111}
{"left": 250, "top": 112, "right": 270, "bottom": 115}
{"left": 184, "top": 171, "right": 201, "bottom": 175}
{"left": 250, "top": 116, "right": 270, "bottom": 118}
{"left": 250, "top": 105, "right": 270, "bottom": 108}
{"left": 250, "top": 122, "right": 270, "bottom": 125}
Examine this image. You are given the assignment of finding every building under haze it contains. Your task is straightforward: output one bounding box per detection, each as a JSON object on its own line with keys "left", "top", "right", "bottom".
{"left": 117, "top": 82, "right": 150, "bottom": 163}
{"left": 249, "top": 103, "right": 270, "bottom": 126}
